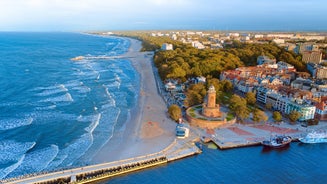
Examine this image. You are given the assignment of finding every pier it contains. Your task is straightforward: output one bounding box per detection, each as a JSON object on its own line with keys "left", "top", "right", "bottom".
{"left": 2, "top": 137, "right": 201, "bottom": 184}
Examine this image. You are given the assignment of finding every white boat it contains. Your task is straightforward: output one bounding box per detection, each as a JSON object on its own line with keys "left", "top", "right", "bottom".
{"left": 299, "top": 131, "right": 327, "bottom": 144}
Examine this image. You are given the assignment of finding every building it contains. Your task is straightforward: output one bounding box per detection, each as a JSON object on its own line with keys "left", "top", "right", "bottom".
{"left": 161, "top": 43, "right": 173, "bottom": 51}
{"left": 256, "top": 86, "right": 316, "bottom": 121}
{"left": 191, "top": 41, "right": 205, "bottom": 49}
{"left": 272, "top": 39, "right": 285, "bottom": 44}
{"left": 307, "top": 63, "right": 327, "bottom": 79}
{"left": 202, "top": 85, "right": 222, "bottom": 117}
{"left": 286, "top": 99, "right": 316, "bottom": 121}
{"left": 277, "top": 61, "right": 295, "bottom": 71}
{"left": 315, "top": 97, "right": 327, "bottom": 120}
{"left": 257, "top": 56, "right": 276, "bottom": 65}
{"left": 295, "top": 43, "right": 319, "bottom": 54}
{"left": 302, "top": 51, "right": 322, "bottom": 64}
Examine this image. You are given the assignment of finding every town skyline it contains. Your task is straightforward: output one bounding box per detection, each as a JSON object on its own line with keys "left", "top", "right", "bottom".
{"left": 1, "top": 0, "right": 327, "bottom": 32}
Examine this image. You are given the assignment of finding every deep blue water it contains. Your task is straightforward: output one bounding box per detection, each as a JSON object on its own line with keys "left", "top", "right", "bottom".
{"left": 0, "top": 32, "right": 140, "bottom": 179}
{"left": 104, "top": 143, "right": 327, "bottom": 184}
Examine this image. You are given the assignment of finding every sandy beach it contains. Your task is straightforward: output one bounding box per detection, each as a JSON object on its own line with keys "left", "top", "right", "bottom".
{"left": 91, "top": 37, "right": 176, "bottom": 163}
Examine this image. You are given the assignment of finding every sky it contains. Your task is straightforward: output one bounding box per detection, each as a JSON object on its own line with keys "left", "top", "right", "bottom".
{"left": 0, "top": 0, "right": 326, "bottom": 31}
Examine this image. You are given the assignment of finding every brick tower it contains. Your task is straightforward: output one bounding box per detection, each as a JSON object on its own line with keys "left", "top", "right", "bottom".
{"left": 202, "top": 85, "right": 221, "bottom": 117}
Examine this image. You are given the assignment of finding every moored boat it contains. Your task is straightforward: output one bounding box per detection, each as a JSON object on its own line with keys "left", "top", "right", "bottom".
{"left": 262, "top": 135, "right": 292, "bottom": 148}
{"left": 299, "top": 131, "right": 327, "bottom": 144}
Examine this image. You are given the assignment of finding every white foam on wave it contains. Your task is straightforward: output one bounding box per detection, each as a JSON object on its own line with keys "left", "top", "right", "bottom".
{"left": 102, "top": 85, "right": 116, "bottom": 107}
{"left": 46, "top": 153, "right": 68, "bottom": 171}
{"left": 6, "top": 145, "right": 59, "bottom": 177}
{"left": 72, "top": 85, "right": 91, "bottom": 94}
{"left": 77, "top": 114, "right": 95, "bottom": 122}
{"left": 33, "top": 84, "right": 68, "bottom": 97}
{"left": 64, "top": 80, "right": 83, "bottom": 88}
{"left": 0, "top": 155, "right": 25, "bottom": 179}
{"left": 55, "top": 113, "right": 102, "bottom": 167}
{"left": 39, "top": 93, "right": 73, "bottom": 103}
{"left": 0, "top": 140, "right": 36, "bottom": 164}
{"left": 59, "top": 133, "right": 93, "bottom": 167}
{"left": 29, "top": 112, "right": 77, "bottom": 125}
{"left": 0, "top": 117, "right": 33, "bottom": 131}
{"left": 112, "top": 92, "right": 128, "bottom": 107}
{"left": 78, "top": 108, "right": 121, "bottom": 163}
{"left": 35, "top": 104, "right": 57, "bottom": 110}
{"left": 84, "top": 113, "right": 101, "bottom": 133}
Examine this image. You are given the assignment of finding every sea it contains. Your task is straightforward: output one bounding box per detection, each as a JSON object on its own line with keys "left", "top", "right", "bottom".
{"left": 104, "top": 143, "right": 327, "bottom": 184}
{"left": 1, "top": 33, "right": 327, "bottom": 184}
{"left": 0, "top": 32, "right": 140, "bottom": 179}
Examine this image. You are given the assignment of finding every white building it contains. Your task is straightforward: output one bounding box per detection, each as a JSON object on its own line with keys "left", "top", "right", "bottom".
{"left": 192, "top": 41, "right": 205, "bottom": 49}
{"left": 161, "top": 43, "right": 173, "bottom": 51}
{"left": 254, "top": 34, "right": 264, "bottom": 39}
{"left": 272, "top": 39, "right": 285, "bottom": 44}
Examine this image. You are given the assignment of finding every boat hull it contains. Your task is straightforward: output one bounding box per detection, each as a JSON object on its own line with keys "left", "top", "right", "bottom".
{"left": 261, "top": 136, "right": 292, "bottom": 148}
{"left": 298, "top": 138, "right": 327, "bottom": 144}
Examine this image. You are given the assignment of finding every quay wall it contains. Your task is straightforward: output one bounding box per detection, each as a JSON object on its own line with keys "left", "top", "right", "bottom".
{"left": 186, "top": 113, "right": 236, "bottom": 129}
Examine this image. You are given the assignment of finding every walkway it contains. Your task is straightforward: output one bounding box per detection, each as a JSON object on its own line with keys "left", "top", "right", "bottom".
{"left": 2, "top": 134, "right": 201, "bottom": 184}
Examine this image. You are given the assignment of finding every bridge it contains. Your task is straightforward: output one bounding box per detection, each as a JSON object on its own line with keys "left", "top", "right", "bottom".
{"left": 2, "top": 137, "right": 201, "bottom": 184}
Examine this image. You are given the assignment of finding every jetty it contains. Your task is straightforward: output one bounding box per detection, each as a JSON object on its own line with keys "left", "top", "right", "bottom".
{"left": 2, "top": 137, "right": 201, "bottom": 184}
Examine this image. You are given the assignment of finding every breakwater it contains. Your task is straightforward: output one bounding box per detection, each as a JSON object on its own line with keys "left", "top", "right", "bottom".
{"left": 2, "top": 138, "right": 201, "bottom": 184}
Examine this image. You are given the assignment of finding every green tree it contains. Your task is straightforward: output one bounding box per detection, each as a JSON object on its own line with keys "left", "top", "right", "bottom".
{"left": 288, "top": 110, "right": 301, "bottom": 123}
{"left": 245, "top": 92, "right": 256, "bottom": 106}
{"left": 184, "top": 83, "right": 206, "bottom": 107}
{"left": 220, "top": 80, "right": 233, "bottom": 93}
{"left": 168, "top": 104, "right": 182, "bottom": 122}
{"left": 252, "top": 108, "right": 268, "bottom": 123}
{"left": 229, "top": 94, "right": 249, "bottom": 122}
{"left": 272, "top": 111, "right": 283, "bottom": 122}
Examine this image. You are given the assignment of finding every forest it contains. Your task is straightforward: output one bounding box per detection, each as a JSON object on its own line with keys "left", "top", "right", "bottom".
{"left": 118, "top": 31, "right": 307, "bottom": 82}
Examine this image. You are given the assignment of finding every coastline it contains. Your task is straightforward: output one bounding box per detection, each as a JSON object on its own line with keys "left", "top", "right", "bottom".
{"left": 91, "top": 37, "right": 176, "bottom": 163}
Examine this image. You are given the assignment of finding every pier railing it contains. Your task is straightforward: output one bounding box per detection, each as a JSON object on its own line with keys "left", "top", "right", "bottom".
{"left": 1, "top": 139, "right": 180, "bottom": 184}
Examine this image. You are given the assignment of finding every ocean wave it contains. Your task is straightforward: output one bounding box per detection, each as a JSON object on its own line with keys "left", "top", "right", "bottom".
{"left": 6, "top": 145, "right": 59, "bottom": 178}
{"left": 59, "top": 133, "right": 93, "bottom": 167}
{"left": 84, "top": 113, "right": 101, "bottom": 133}
{"left": 0, "top": 102, "right": 19, "bottom": 107}
{"left": 35, "top": 104, "right": 57, "bottom": 110}
{"left": 72, "top": 85, "right": 91, "bottom": 94}
{"left": 64, "top": 80, "right": 84, "bottom": 88}
{"left": 48, "top": 114, "right": 101, "bottom": 167}
{"left": 112, "top": 92, "right": 128, "bottom": 107}
{"left": 30, "top": 112, "right": 77, "bottom": 124}
{"left": 34, "top": 84, "right": 68, "bottom": 97}
{"left": 77, "top": 114, "right": 95, "bottom": 122}
{"left": 0, "top": 155, "right": 25, "bottom": 179}
{"left": 46, "top": 154, "right": 68, "bottom": 171}
{"left": 0, "top": 117, "right": 33, "bottom": 131}
{"left": 0, "top": 141, "right": 36, "bottom": 164}
{"left": 103, "top": 85, "right": 116, "bottom": 107}
{"left": 78, "top": 108, "right": 121, "bottom": 163}
{"left": 39, "top": 93, "right": 73, "bottom": 103}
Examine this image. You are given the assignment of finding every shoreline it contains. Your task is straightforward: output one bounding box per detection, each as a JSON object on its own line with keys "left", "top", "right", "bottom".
{"left": 91, "top": 37, "right": 176, "bottom": 163}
